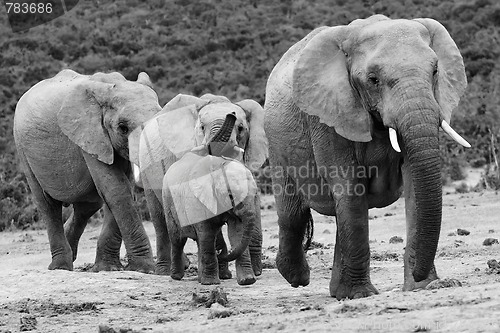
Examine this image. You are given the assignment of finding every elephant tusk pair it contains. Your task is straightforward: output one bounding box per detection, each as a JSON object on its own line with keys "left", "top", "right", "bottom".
{"left": 388, "top": 121, "right": 470, "bottom": 153}
{"left": 441, "top": 120, "right": 471, "bottom": 148}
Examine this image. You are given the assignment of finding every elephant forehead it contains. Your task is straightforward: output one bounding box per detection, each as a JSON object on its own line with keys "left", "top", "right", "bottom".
{"left": 352, "top": 20, "right": 426, "bottom": 48}
{"left": 199, "top": 103, "right": 247, "bottom": 123}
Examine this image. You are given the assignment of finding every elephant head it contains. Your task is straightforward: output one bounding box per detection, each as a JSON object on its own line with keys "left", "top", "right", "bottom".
{"left": 160, "top": 93, "right": 268, "bottom": 170}
{"left": 57, "top": 71, "right": 161, "bottom": 166}
{"left": 290, "top": 15, "right": 469, "bottom": 282}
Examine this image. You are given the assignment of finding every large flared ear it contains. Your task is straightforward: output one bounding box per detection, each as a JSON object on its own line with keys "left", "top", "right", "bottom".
{"left": 57, "top": 82, "right": 115, "bottom": 164}
{"left": 236, "top": 99, "right": 268, "bottom": 170}
{"left": 200, "top": 93, "right": 231, "bottom": 103}
{"left": 162, "top": 93, "right": 209, "bottom": 113}
{"left": 292, "top": 26, "right": 372, "bottom": 142}
{"left": 414, "top": 18, "right": 467, "bottom": 123}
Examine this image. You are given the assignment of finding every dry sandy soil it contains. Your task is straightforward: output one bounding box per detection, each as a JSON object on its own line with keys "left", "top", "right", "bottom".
{"left": 1, "top": 173, "right": 499, "bottom": 332}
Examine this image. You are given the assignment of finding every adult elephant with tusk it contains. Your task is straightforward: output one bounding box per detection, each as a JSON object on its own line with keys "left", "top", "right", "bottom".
{"left": 264, "top": 14, "right": 470, "bottom": 300}
{"left": 14, "top": 69, "right": 160, "bottom": 272}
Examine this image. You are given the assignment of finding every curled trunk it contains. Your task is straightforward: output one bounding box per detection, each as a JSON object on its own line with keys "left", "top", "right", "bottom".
{"left": 208, "top": 114, "right": 236, "bottom": 156}
{"left": 218, "top": 217, "right": 254, "bottom": 262}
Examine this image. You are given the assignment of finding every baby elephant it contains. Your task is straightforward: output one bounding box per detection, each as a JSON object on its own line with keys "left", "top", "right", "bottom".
{"left": 163, "top": 115, "right": 261, "bottom": 285}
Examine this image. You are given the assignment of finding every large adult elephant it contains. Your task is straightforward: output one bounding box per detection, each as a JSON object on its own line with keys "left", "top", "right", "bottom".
{"left": 137, "top": 93, "right": 268, "bottom": 276}
{"left": 264, "top": 15, "right": 470, "bottom": 299}
{"left": 14, "top": 69, "right": 161, "bottom": 272}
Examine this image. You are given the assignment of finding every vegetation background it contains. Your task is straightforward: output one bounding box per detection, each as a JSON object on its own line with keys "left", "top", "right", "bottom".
{"left": 1, "top": 0, "right": 499, "bottom": 230}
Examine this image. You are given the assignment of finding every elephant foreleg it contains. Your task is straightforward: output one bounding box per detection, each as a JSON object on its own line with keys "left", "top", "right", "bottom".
{"left": 92, "top": 203, "right": 123, "bottom": 272}
{"left": 216, "top": 230, "right": 232, "bottom": 279}
{"left": 274, "top": 175, "right": 311, "bottom": 288}
{"left": 402, "top": 163, "right": 439, "bottom": 290}
{"left": 227, "top": 218, "right": 256, "bottom": 285}
{"left": 330, "top": 190, "right": 378, "bottom": 300}
{"left": 64, "top": 201, "right": 102, "bottom": 261}
{"left": 197, "top": 226, "right": 220, "bottom": 285}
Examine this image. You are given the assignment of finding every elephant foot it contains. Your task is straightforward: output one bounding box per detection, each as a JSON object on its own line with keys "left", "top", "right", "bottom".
{"left": 171, "top": 271, "right": 184, "bottom": 281}
{"left": 155, "top": 264, "right": 171, "bottom": 276}
{"left": 48, "top": 254, "right": 73, "bottom": 271}
{"left": 125, "top": 256, "right": 155, "bottom": 274}
{"left": 330, "top": 280, "right": 379, "bottom": 300}
{"left": 91, "top": 259, "right": 124, "bottom": 272}
{"left": 218, "top": 263, "right": 232, "bottom": 280}
{"left": 237, "top": 273, "right": 256, "bottom": 286}
{"left": 403, "top": 266, "right": 439, "bottom": 291}
{"left": 276, "top": 251, "right": 310, "bottom": 288}
{"left": 200, "top": 276, "right": 221, "bottom": 285}
{"left": 182, "top": 252, "right": 191, "bottom": 270}
{"left": 251, "top": 256, "right": 262, "bottom": 277}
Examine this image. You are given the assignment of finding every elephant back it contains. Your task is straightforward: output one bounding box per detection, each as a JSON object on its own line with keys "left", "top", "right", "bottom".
{"left": 165, "top": 153, "right": 256, "bottom": 227}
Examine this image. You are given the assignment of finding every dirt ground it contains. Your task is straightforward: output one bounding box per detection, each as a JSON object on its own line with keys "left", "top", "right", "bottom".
{"left": 1, "top": 172, "right": 500, "bottom": 332}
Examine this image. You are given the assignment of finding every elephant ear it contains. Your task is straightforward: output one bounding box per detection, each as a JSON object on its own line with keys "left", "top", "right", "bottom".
{"left": 414, "top": 18, "right": 467, "bottom": 123}
{"left": 236, "top": 99, "right": 268, "bottom": 170}
{"left": 136, "top": 72, "right": 154, "bottom": 89}
{"left": 189, "top": 156, "right": 221, "bottom": 215}
{"left": 292, "top": 26, "right": 372, "bottom": 142}
{"left": 57, "top": 82, "right": 115, "bottom": 165}
{"left": 162, "top": 93, "right": 209, "bottom": 113}
{"left": 200, "top": 93, "right": 231, "bottom": 103}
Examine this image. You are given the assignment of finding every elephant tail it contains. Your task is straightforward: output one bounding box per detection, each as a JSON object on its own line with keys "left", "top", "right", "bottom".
{"left": 302, "top": 214, "right": 314, "bottom": 252}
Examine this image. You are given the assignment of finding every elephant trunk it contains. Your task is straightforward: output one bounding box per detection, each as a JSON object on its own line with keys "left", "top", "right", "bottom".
{"left": 218, "top": 216, "right": 254, "bottom": 262}
{"left": 208, "top": 113, "right": 236, "bottom": 156}
{"left": 397, "top": 100, "right": 442, "bottom": 282}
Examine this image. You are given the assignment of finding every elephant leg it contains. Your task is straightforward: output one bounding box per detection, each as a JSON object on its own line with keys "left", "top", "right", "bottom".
{"left": 402, "top": 163, "right": 438, "bottom": 290}
{"left": 274, "top": 175, "right": 310, "bottom": 288}
{"left": 83, "top": 152, "right": 154, "bottom": 273}
{"left": 216, "top": 230, "right": 232, "bottom": 279}
{"left": 227, "top": 218, "right": 255, "bottom": 285}
{"left": 249, "top": 195, "right": 263, "bottom": 276}
{"left": 22, "top": 164, "right": 72, "bottom": 270}
{"left": 330, "top": 191, "right": 378, "bottom": 300}
{"left": 197, "top": 223, "right": 220, "bottom": 285}
{"left": 64, "top": 201, "right": 102, "bottom": 261}
{"left": 170, "top": 234, "right": 188, "bottom": 281}
{"left": 145, "top": 188, "right": 171, "bottom": 275}
{"left": 92, "top": 203, "right": 124, "bottom": 272}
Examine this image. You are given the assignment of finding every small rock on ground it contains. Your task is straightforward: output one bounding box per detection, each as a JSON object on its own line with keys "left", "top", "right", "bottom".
{"left": 425, "top": 278, "right": 462, "bottom": 290}
{"left": 208, "top": 303, "right": 233, "bottom": 319}
{"left": 483, "top": 238, "right": 499, "bottom": 246}
{"left": 457, "top": 228, "right": 470, "bottom": 236}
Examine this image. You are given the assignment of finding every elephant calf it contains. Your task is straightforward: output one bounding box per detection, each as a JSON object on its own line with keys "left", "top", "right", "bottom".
{"left": 14, "top": 69, "right": 160, "bottom": 272}
{"left": 162, "top": 116, "right": 261, "bottom": 285}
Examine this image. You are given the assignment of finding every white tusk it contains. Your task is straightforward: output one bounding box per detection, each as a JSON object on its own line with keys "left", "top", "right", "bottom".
{"left": 441, "top": 120, "right": 471, "bottom": 148}
{"left": 389, "top": 127, "right": 401, "bottom": 152}
{"left": 133, "top": 164, "right": 141, "bottom": 184}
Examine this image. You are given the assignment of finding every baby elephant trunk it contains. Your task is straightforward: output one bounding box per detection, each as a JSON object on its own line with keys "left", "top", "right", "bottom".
{"left": 208, "top": 113, "right": 236, "bottom": 156}
{"left": 218, "top": 217, "right": 254, "bottom": 262}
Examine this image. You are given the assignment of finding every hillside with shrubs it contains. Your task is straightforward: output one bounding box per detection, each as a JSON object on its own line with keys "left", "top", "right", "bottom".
{"left": 1, "top": 0, "right": 499, "bottom": 230}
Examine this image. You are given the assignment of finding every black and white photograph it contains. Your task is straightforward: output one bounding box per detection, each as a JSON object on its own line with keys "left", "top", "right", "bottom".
{"left": 0, "top": 0, "right": 499, "bottom": 332}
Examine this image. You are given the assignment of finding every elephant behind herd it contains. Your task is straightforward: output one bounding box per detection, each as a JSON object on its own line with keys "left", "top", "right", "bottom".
{"left": 13, "top": 15, "right": 471, "bottom": 299}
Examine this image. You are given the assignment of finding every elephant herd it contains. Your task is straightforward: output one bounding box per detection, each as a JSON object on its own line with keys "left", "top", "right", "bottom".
{"left": 13, "top": 15, "right": 471, "bottom": 300}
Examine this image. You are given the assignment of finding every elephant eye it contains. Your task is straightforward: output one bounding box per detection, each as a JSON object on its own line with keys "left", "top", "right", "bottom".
{"left": 201, "top": 125, "right": 205, "bottom": 131}
{"left": 238, "top": 124, "right": 244, "bottom": 132}
{"left": 368, "top": 74, "right": 379, "bottom": 86}
{"left": 118, "top": 122, "right": 129, "bottom": 135}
